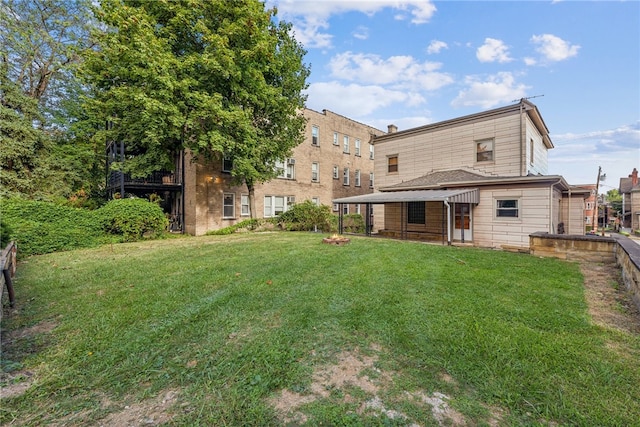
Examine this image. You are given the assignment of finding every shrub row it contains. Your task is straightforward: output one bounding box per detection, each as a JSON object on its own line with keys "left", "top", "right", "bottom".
{"left": 2, "top": 198, "right": 167, "bottom": 257}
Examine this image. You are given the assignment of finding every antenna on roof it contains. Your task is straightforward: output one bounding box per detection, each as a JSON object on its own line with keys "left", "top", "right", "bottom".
{"left": 512, "top": 94, "right": 544, "bottom": 103}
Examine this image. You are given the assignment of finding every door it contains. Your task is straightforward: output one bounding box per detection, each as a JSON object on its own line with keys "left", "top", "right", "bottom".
{"left": 453, "top": 203, "right": 472, "bottom": 242}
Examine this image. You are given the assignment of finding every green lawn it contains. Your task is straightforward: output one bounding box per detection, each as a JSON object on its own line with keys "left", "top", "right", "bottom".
{"left": 2, "top": 233, "right": 639, "bottom": 426}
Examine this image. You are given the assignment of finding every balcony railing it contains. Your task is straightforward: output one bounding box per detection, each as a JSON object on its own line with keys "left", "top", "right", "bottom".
{"left": 107, "top": 170, "right": 180, "bottom": 189}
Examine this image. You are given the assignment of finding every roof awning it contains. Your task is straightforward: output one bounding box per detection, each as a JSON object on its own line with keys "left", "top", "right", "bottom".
{"left": 333, "top": 188, "right": 479, "bottom": 204}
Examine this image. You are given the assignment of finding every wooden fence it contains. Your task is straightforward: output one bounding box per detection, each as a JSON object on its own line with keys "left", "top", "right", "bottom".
{"left": 1, "top": 241, "right": 17, "bottom": 315}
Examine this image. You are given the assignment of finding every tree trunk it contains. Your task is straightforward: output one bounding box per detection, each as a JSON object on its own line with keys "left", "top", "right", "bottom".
{"left": 247, "top": 181, "right": 257, "bottom": 224}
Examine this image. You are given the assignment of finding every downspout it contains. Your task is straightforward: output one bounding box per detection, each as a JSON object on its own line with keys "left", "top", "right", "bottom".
{"left": 519, "top": 101, "right": 524, "bottom": 176}
{"left": 444, "top": 199, "right": 452, "bottom": 245}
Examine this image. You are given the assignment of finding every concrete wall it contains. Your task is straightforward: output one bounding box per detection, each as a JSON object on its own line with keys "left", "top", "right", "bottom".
{"left": 530, "top": 232, "right": 640, "bottom": 312}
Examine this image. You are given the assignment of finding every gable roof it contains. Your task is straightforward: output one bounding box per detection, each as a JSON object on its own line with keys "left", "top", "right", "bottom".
{"left": 373, "top": 99, "right": 553, "bottom": 149}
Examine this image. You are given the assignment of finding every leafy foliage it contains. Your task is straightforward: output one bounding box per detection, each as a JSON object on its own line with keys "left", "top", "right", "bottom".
{"left": 0, "top": 219, "right": 13, "bottom": 248}
{"left": 277, "top": 200, "right": 335, "bottom": 232}
{"left": 341, "top": 214, "right": 365, "bottom": 233}
{"left": 205, "top": 218, "right": 263, "bottom": 235}
{"left": 1, "top": 198, "right": 105, "bottom": 256}
{"left": 98, "top": 198, "right": 168, "bottom": 242}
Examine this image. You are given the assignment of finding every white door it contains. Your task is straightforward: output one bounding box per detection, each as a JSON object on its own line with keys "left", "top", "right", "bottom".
{"left": 453, "top": 203, "right": 472, "bottom": 242}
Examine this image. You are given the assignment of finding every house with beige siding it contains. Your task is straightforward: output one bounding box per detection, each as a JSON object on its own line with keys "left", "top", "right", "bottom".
{"left": 619, "top": 168, "right": 640, "bottom": 230}
{"left": 182, "top": 108, "right": 385, "bottom": 235}
{"left": 333, "top": 100, "right": 588, "bottom": 250}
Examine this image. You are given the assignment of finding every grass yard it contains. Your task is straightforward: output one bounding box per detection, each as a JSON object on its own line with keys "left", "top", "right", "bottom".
{"left": 1, "top": 233, "right": 639, "bottom": 426}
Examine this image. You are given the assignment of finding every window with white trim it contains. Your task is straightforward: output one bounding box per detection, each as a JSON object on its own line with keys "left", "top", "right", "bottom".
{"left": 530, "top": 138, "right": 534, "bottom": 165}
{"left": 369, "top": 143, "right": 374, "bottom": 159}
{"left": 343, "top": 135, "right": 349, "bottom": 153}
{"left": 275, "top": 158, "right": 295, "bottom": 179}
{"left": 343, "top": 204, "right": 349, "bottom": 215}
{"left": 355, "top": 204, "right": 361, "bottom": 214}
{"left": 311, "top": 162, "right": 319, "bottom": 182}
{"left": 343, "top": 167, "right": 350, "bottom": 186}
{"left": 333, "top": 132, "right": 339, "bottom": 145}
{"left": 355, "top": 169, "right": 361, "bottom": 187}
{"left": 369, "top": 172, "right": 374, "bottom": 188}
{"left": 496, "top": 199, "right": 519, "bottom": 218}
{"left": 312, "top": 197, "right": 319, "bottom": 205}
{"left": 241, "top": 194, "right": 250, "bottom": 216}
{"left": 476, "top": 138, "right": 494, "bottom": 162}
{"left": 312, "top": 125, "right": 319, "bottom": 146}
{"left": 355, "top": 139, "right": 361, "bottom": 156}
{"left": 333, "top": 203, "right": 339, "bottom": 211}
{"left": 586, "top": 201, "right": 594, "bottom": 210}
{"left": 223, "top": 193, "right": 235, "bottom": 218}
{"left": 264, "top": 195, "right": 293, "bottom": 217}
{"left": 333, "top": 165, "right": 339, "bottom": 179}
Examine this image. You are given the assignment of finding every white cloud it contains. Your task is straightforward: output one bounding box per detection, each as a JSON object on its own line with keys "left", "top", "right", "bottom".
{"left": 352, "top": 26, "right": 369, "bottom": 40}
{"left": 427, "top": 40, "right": 448, "bottom": 54}
{"left": 328, "top": 51, "right": 454, "bottom": 91}
{"left": 271, "top": 0, "right": 436, "bottom": 48}
{"left": 530, "top": 34, "right": 580, "bottom": 63}
{"left": 476, "top": 38, "right": 513, "bottom": 63}
{"left": 305, "top": 81, "right": 425, "bottom": 117}
{"left": 451, "top": 72, "right": 529, "bottom": 109}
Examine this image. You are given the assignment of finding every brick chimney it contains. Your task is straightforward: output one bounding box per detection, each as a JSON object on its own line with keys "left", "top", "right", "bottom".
{"left": 631, "top": 168, "right": 638, "bottom": 187}
{"left": 387, "top": 124, "right": 398, "bottom": 134}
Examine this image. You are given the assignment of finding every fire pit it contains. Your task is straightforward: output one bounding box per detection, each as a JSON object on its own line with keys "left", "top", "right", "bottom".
{"left": 322, "top": 234, "right": 350, "bottom": 245}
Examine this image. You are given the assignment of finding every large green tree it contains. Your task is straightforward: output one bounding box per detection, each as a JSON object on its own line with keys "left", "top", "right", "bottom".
{"left": 0, "top": 0, "right": 99, "bottom": 200}
{"left": 81, "top": 0, "right": 309, "bottom": 216}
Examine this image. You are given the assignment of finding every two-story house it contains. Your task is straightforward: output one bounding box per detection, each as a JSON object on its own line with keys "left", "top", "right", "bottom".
{"left": 182, "top": 108, "right": 385, "bottom": 235}
{"left": 333, "top": 100, "right": 588, "bottom": 250}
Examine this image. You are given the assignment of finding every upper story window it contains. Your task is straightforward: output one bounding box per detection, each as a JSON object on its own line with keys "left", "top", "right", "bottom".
{"left": 387, "top": 155, "right": 398, "bottom": 173}
{"left": 333, "top": 132, "right": 339, "bottom": 145}
{"left": 369, "top": 143, "right": 374, "bottom": 160}
{"left": 311, "top": 162, "right": 319, "bottom": 182}
{"left": 476, "top": 138, "right": 494, "bottom": 162}
{"left": 312, "top": 125, "right": 319, "bottom": 146}
{"left": 222, "top": 156, "right": 233, "bottom": 173}
{"left": 343, "top": 135, "right": 350, "bottom": 153}
{"left": 343, "top": 167, "right": 350, "bottom": 186}
{"left": 355, "top": 139, "right": 361, "bottom": 156}
{"left": 369, "top": 172, "right": 374, "bottom": 188}
{"left": 223, "top": 193, "right": 235, "bottom": 218}
{"left": 496, "top": 199, "right": 518, "bottom": 218}
{"left": 275, "top": 158, "right": 295, "bottom": 179}
{"left": 355, "top": 169, "right": 361, "bottom": 187}
{"left": 530, "top": 138, "right": 534, "bottom": 165}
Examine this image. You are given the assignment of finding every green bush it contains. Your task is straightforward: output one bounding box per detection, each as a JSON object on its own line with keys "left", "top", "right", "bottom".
{"left": 1, "top": 219, "right": 13, "bottom": 248}
{"left": 277, "top": 201, "right": 335, "bottom": 232}
{"left": 342, "top": 214, "right": 365, "bottom": 233}
{"left": 2, "top": 198, "right": 105, "bottom": 256}
{"left": 206, "top": 219, "right": 262, "bottom": 235}
{"left": 98, "top": 198, "right": 168, "bottom": 242}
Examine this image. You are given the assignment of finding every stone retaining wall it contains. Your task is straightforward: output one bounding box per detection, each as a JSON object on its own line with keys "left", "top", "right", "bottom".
{"left": 530, "top": 232, "right": 640, "bottom": 311}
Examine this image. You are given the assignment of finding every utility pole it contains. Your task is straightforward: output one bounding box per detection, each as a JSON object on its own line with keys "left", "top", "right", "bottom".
{"left": 592, "top": 166, "right": 602, "bottom": 232}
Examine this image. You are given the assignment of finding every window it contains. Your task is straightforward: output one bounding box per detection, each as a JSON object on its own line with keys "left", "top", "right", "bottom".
{"left": 355, "top": 204, "right": 361, "bottom": 215}
{"left": 585, "top": 216, "right": 591, "bottom": 225}
{"left": 311, "top": 162, "right": 319, "bottom": 182}
{"left": 355, "top": 139, "right": 361, "bottom": 156}
{"left": 333, "top": 203, "right": 339, "bottom": 212}
{"left": 343, "top": 167, "right": 350, "bottom": 186}
{"left": 530, "top": 138, "right": 534, "bottom": 164}
{"left": 275, "top": 159, "right": 295, "bottom": 179}
{"left": 343, "top": 204, "right": 349, "bottom": 214}
{"left": 586, "top": 202, "right": 594, "bottom": 210}
{"left": 496, "top": 199, "right": 518, "bottom": 218}
{"left": 241, "top": 194, "right": 250, "bottom": 216}
{"left": 333, "top": 132, "right": 339, "bottom": 145}
{"left": 355, "top": 169, "right": 361, "bottom": 187}
{"left": 407, "top": 202, "right": 425, "bottom": 224}
{"left": 476, "top": 138, "right": 494, "bottom": 162}
{"left": 369, "top": 172, "right": 374, "bottom": 188}
{"left": 223, "top": 193, "right": 235, "bottom": 218}
{"left": 222, "top": 156, "right": 233, "bottom": 172}
{"left": 388, "top": 155, "right": 398, "bottom": 173}
{"left": 264, "top": 195, "right": 291, "bottom": 217}
{"left": 333, "top": 165, "right": 339, "bottom": 179}
{"left": 343, "top": 135, "right": 349, "bottom": 153}
{"left": 369, "top": 144, "right": 374, "bottom": 160}
{"left": 312, "top": 125, "right": 319, "bottom": 146}
{"left": 312, "top": 197, "right": 319, "bottom": 205}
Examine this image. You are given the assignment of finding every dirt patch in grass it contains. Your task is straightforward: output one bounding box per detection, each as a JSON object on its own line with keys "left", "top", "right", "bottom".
{"left": 580, "top": 262, "right": 640, "bottom": 334}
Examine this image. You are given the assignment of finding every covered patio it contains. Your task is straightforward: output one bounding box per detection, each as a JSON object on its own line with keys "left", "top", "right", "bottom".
{"left": 333, "top": 188, "right": 479, "bottom": 245}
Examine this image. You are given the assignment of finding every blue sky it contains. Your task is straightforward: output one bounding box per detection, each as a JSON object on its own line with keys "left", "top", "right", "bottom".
{"left": 269, "top": 0, "right": 640, "bottom": 191}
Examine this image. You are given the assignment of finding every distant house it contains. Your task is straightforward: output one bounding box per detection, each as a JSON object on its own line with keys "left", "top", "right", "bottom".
{"left": 619, "top": 168, "right": 640, "bottom": 230}
{"left": 333, "top": 100, "right": 588, "bottom": 250}
{"left": 573, "top": 184, "right": 597, "bottom": 231}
